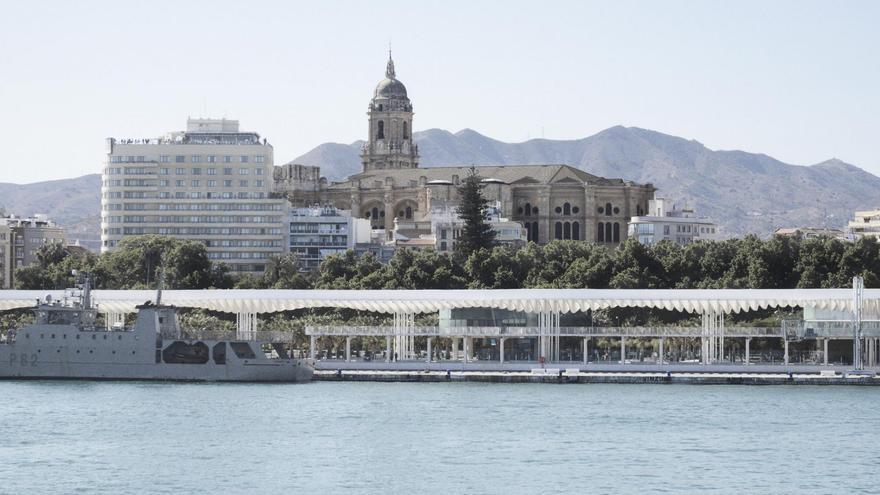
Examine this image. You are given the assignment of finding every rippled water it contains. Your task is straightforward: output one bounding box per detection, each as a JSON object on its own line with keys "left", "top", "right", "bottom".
{"left": 0, "top": 381, "right": 877, "bottom": 494}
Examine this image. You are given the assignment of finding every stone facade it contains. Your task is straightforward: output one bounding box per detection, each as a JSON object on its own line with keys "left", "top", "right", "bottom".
{"left": 275, "top": 55, "right": 655, "bottom": 245}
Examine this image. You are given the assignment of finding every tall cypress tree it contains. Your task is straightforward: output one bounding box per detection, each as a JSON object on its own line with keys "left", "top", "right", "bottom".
{"left": 455, "top": 166, "right": 497, "bottom": 256}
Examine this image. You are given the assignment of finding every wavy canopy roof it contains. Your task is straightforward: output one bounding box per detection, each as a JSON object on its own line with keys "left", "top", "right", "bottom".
{"left": 0, "top": 288, "right": 872, "bottom": 315}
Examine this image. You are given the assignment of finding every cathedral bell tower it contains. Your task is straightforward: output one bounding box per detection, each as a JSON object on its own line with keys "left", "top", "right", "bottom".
{"left": 361, "top": 52, "right": 419, "bottom": 172}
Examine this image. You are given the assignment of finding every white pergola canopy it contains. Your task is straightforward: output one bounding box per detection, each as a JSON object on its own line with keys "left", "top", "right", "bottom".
{"left": 0, "top": 288, "right": 873, "bottom": 315}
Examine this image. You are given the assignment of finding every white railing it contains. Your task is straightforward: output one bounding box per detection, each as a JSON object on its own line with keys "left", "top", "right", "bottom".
{"left": 305, "top": 326, "right": 783, "bottom": 338}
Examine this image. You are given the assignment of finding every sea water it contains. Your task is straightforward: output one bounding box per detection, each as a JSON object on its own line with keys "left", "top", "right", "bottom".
{"left": 0, "top": 381, "right": 877, "bottom": 494}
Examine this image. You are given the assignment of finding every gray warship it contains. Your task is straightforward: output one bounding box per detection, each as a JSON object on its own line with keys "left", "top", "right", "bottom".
{"left": 0, "top": 277, "right": 314, "bottom": 382}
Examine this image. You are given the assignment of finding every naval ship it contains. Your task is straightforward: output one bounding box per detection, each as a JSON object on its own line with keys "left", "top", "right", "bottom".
{"left": 0, "top": 276, "right": 314, "bottom": 382}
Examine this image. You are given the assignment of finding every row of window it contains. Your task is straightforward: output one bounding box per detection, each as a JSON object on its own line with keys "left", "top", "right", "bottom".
{"left": 207, "top": 252, "right": 272, "bottom": 260}
{"left": 105, "top": 227, "right": 282, "bottom": 236}
{"left": 112, "top": 203, "right": 283, "bottom": 212}
{"left": 105, "top": 215, "right": 282, "bottom": 224}
{"left": 597, "top": 222, "right": 621, "bottom": 243}
{"left": 110, "top": 155, "right": 265, "bottom": 164}
{"left": 154, "top": 179, "right": 264, "bottom": 188}
{"left": 104, "top": 192, "right": 269, "bottom": 200}
{"left": 554, "top": 221, "right": 582, "bottom": 240}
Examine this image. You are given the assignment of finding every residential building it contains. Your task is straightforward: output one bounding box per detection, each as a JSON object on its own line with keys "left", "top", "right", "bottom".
{"left": 429, "top": 203, "right": 527, "bottom": 253}
{"left": 288, "top": 205, "right": 371, "bottom": 270}
{"left": 274, "top": 54, "right": 655, "bottom": 246}
{"left": 627, "top": 198, "right": 718, "bottom": 246}
{"left": 845, "top": 209, "right": 880, "bottom": 242}
{"left": 1, "top": 214, "right": 67, "bottom": 288}
{"left": 101, "top": 118, "right": 287, "bottom": 273}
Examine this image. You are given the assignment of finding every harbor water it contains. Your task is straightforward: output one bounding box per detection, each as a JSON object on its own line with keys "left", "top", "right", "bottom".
{"left": 0, "top": 381, "right": 877, "bottom": 494}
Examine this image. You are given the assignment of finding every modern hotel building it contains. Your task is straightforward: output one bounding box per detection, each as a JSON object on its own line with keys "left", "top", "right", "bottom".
{"left": 101, "top": 118, "right": 286, "bottom": 273}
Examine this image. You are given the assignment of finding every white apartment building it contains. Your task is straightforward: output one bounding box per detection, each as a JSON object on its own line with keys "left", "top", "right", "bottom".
{"left": 409, "top": 203, "right": 526, "bottom": 252}
{"left": 846, "top": 209, "right": 880, "bottom": 242}
{"left": 101, "top": 118, "right": 287, "bottom": 273}
{"left": 628, "top": 198, "right": 718, "bottom": 246}
{"left": 288, "top": 205, "right": 371, "bottom": 270}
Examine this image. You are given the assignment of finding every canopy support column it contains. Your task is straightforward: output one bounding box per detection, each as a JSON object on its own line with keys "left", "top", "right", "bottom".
{"left": 823, "top": 339, "right": 829, "bottom": 366}
{"left": 745, "top": 338, "right": 751, "bottom": 366}
{"left": 701, "top": 311, "right": 725, "bottom": 364}
{"left": 538, "top": 310, "right": 560, "bottom": 362}
{"left": 105, "top": 312, "right": 124, "bottom": 331}
{"left": 345, "top": 336, "right": 351, "bottom": 362}
{"left": 393, "top": 312, "right": 415, "bottom": 361}
{"left": 659, "top": 337, "right": 664, "bottom": 365}
{"left": 385, "top": 335, "right": 392, "bottom": 363}
{"left": 620, "top": 336, "right": 626, "bottom": 364}
{"left": 236, "top": 312, "right": 258, "bottom": 340}
{"left": 784, "top": 340, "right": 790, "bottom": 366}
{"left": 309, "top": 335, "right": 316, "bottom": 360}
{"left": 583, "top": 337, "right": 588, "bottom": 365}
{"left": 427, "top": 337, "right": 433, "bottom": 364}
{"left": 499, "top": 337, "right": 505, "bottom": 364}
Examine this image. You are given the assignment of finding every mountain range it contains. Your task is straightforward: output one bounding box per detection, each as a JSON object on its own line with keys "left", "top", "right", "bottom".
{"left": 2, "top": 126, "right": 876, "bottom": 245}
{"left": 292, "top": 126, "right": 878, "bottom": 236}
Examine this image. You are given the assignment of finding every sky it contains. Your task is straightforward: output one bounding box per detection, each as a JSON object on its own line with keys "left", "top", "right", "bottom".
{"left": 0, "top": 0, "right": 878, "bottom": 183}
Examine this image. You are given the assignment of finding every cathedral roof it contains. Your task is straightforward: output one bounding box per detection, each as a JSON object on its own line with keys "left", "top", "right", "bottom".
{"left": 328, "top": 164, "right": 651, "bottom": 189}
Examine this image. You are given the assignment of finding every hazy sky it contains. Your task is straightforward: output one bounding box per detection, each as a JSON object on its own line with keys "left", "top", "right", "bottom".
{"left": 0, "top": 0, "right": 877, "bottom": 183}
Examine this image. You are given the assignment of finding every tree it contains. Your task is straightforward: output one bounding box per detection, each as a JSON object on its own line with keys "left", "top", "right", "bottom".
{"left": 455, "top": 166, "right": 496, "bottom": 257}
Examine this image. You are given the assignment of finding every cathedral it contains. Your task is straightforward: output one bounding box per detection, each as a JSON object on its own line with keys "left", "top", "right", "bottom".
{"left": 274, "top": 54, "right": 655, "bottom": 245}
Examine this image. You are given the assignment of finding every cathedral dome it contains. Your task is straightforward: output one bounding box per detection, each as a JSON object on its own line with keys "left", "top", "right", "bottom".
{"left": 372, "top": 53, "right": 408, "bottom": 99}
{"left": 374, "top": 78, "right": 408, "bottom": 98}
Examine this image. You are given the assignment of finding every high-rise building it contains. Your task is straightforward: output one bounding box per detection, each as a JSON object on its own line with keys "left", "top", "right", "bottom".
{"left": 0, "top": 224, "right": 11, "bottom": 289}
{"left": 845, "top": 209, "right": 880, "bottom": 242}
{"left": 101, "top": 118, "right": 287, "bottom": 273}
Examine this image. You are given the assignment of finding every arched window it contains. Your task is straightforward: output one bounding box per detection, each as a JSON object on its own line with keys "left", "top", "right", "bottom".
{"left": 405, "top": 206, "right": 413, "bottom": 219}
{"left": 572, "top": 222, "right": 580, "bottom": 241}
{"left": 524, "top": 222, "right": 531, "bottom": 242}
{"left": 563, "top": 203, "right": 571, "bottom": 216}
{"left": 531, "top": 221, "right": 538, "bottom": 242}
{"left": 605, "top": 202, "right": 612, "bottom": 216}
{"left": 563, "top": 222, "right": 571, "bottom": 239}
{"left": 636, "top": 205, "right": 643, "bottom": 216}
{"left": 613, "top": 222, "right": 620, "bottom": 243}
{"left": 377, "top": 121, "right": 385, "bottom": 140}
{"left": 605, "top": 222, "right": 612, "bottom": 242}
{"left": 597, "top": 222, "right": 605, "bottom": 242}
{"left": 403, "top": 121, "right": 409, "bottom": 139}
{"left": 525, "top": 203, "right": 532, "bottom": 217}
{"left": 554, "top": 222, "right": 563, "bottom": 240}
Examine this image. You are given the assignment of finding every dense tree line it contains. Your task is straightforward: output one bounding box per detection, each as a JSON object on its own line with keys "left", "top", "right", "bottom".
{"left": 13, "top": 234, "right": 880, "bottom": 292}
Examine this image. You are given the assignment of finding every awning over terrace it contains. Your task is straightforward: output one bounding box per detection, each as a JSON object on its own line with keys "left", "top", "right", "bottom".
{"left": 0, "top": 288, "right": 873, "bottom": 316}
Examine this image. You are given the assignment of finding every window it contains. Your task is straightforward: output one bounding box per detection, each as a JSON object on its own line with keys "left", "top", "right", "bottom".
{"left": 563, "top": 222, "right": 571, "bottom": 239}
{"left": 403, "top": 121, "right": 409, "bottom": 139}
{"left": 554, "top": 222, "right": 563, "bottom": 240}
{"left": 598, "top": 222, "right": 605, "bottom": 242}
{"left": 191, "top": 155, "right": 201, "bottom": 163}
{"left": 207, "top": 168, "right": 216, "bottom": 175}
{"left": 223, "top": 156, "right": 232, "bottom": 163}
{"left": 175, "top": 180, "right": 185, "bottom": 187}
{"left": 176, "top": 168, "right": 185, "bottom": 175}
{"left": 191, "top": 180, "right": 200, "bottom": 187}
{"left": 239, "top": 168, "right": 249, "bottom": 175}
{"left": 572, "top": 222, "right": 580, "bottom": 240}
{"left": 159, "top": 168, "right": 170, "bottom": 175}
{"left": 207, "top": 180, "right": 217, "bottom": 187}
{"left": 255, "top": 156, "right": 265, "bottom": 163}
{"left": 573, "top": 206, "right": 580, "bottom": 214}
{"left": 564, "top": 203, "right": 571, "bottom": 216}
{"left": 175, "top": 155, "right": 185, "bottom": 163}
{"left": 160, "top": 155, "right": 170, "bottom": 163}
{"left": 224, "top": 180, "right": 232, "bottom": 187}
{"left": 240, "top": 155, "right": 249, "bottom": 163}
{"left": 605, "top": 203, "right": 612, "bottom": 216}
{"left": 239, "top": 180, "right": 248, "bottom": 187}
{"left": 613, "top": 223, "right": 620, "bottom": 243}
{"left": 207, "top": 155, "right": 216, "bottom": 163}
{"left": 405, "top": 206, "right": 413, "bottom": 219}
{"left": 223, "top": 167, "right": 233, "bottom": 175}
{"left": 158, "top": 180, "right": 169, "bottom": 187}
{"left": 524, "top": 203, "right": 532, "bottom": 216}
{"left": 255, "top": 168, "right": 264, "bottom": 176}
{"left": 663, "top": 225, "right": 670, "bottom": 235}
{"left": 377, "top": 120, "right": 385, "bottom": 139}
{"left": 192, "top": 167, "right": 201, "bottom": 175}
{"left": 255, "top": 180, "right": 264, "bottom": 188}
{"left": 613, "top": 207, "right": 620, "bottom": 215}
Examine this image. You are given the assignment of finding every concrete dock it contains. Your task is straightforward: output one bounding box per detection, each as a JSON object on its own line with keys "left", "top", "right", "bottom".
{"left": 313, "top": 362, "right": 880, "bottom": 385}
